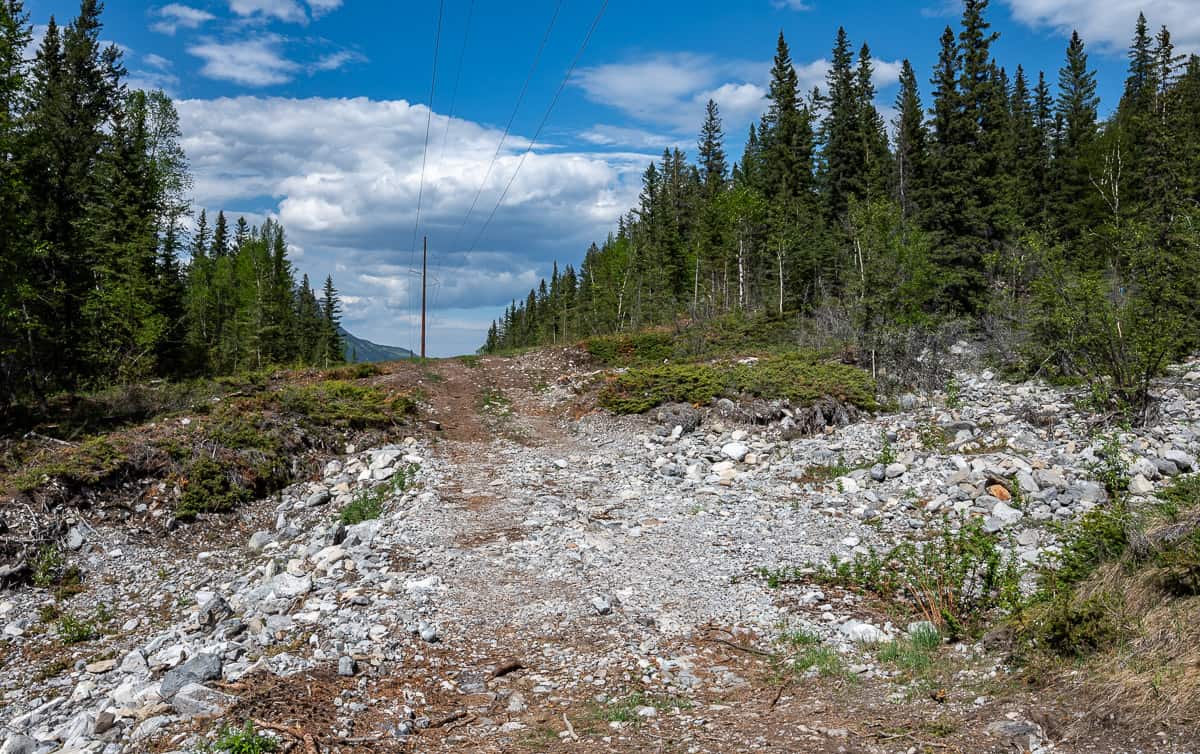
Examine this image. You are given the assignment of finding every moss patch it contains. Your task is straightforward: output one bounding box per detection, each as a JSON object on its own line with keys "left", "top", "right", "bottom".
{"left": 598, "top": 353, "right": 875, "bottom": 415}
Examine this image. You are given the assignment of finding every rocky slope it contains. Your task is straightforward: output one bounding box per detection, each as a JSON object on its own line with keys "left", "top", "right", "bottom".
{"left": 1, "top": 349, "right": 1198, "bottom": 753}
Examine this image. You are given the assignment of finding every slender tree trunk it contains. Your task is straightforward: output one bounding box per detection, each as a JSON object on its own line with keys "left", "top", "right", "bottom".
{"left": 777, "top": 245, "right": 784, "bottom": 314}
{"left": 737, "top": 235, "right": 746, "bottom": 311}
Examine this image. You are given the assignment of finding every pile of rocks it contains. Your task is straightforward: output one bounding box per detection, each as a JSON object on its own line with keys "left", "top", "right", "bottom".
{"left": 1, "top": 443, "right": 428, "bottom": 753}
{"left": 1, "top": 354, "right": 1197, "bottom": 752}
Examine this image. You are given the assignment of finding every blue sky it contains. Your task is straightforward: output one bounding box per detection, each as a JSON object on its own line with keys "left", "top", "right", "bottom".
{"left": 23, "top": 0, "right": 1200, "bottom": 354}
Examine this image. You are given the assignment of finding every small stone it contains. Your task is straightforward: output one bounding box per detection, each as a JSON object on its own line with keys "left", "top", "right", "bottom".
{"left": 991, "top": 500, "right": 1023, "bottom": 526}
{"left": 248, "top": 530, "right": 274, "bottom": 551}
{"left": 1163, "top": 449, "right": 1195, "bottom": 472}
{"left": 172, "top": 683, "right": 238, "bottom": 718}
{"left": 835, "top": 476, "right": 859, "bottom": 494}
{"left": 591, "top": 595, "right": 612, "bottom": 615}
{"left": 93, "top": 711, "right": 116, "bottom": 735}
{"left": 869, "top": 464, "right": 886, "bottom": 482}
{"left": 0, "top": 734, "right": 35, "bottom": 754}
{"left": 1128, "top": 474, "right": 1154, "bottom": 496}
{"left": 987, "top": 484, "right": 1011, "bottom": 501}
{"left": 839, "top": 620, "right": 887, "bottom": 644}
{"left": 272, "top": 572, "right": 312, "bottom": 598}
{"left": 338, "top": 656, "right": 357, "bottom": 677}
{"left": 85, "top": 659, "right": 116, "bottom": 674}
{"left": 885, "top": 463, "right": 906, "bottom": 479}
{"left": 720, "top": 443, "right": 749, "bottom": 462}
{"left": 197, "top": 594, "right": 233, "bottom": 630}
{"left": 306, "top": 489, "right": 332, "bottom": 507}
{"left": 418, "top": 623, "right": 440, "bottom": 643}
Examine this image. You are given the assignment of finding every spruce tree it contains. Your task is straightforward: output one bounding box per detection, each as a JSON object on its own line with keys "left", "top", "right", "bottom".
{"left": 893, "top": 59, "right": 928, "bottom": 220}
{"left": 853, "top": 43, "right": 892, "bottom": 203}
{"left": 1053, "top": 30, "right": 1100, "bottom": 243}
{"left": 0, "top": 0, "right": 30, "bottom": 402}
{"left": 822, "top": 26, "right": 860, "bottom": 219}
{"left": 698, "top": 99, "right": 727, "bottom": 196}
{"left": 761, "top": 32, "right": 813, "bottom": 203}
{"left": 320, "top": 276, "right": 342, "bottom": 366}
{"left": 925, "top": 25, "right": 984, "bottom": 312}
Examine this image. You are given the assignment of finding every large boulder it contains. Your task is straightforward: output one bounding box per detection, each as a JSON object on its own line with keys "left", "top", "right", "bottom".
{"left": 160, "top": 653, "right": 222, "bottom": 698}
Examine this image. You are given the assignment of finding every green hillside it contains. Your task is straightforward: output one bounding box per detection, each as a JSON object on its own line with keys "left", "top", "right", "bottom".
{"left": 340, "top": 327, "right": 415, "bottom": 363}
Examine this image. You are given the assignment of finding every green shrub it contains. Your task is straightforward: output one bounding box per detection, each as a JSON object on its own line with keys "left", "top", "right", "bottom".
{"left": 598, "top": 364, "right": 724, "bottom": 414}
{"left": 324, "top": 362, "right": 383, "bottom": 380}
{"left": 340, "top": 464, "right": 417, "bottom": 525}
{"left": 275, "top": 381, "right": 404, "bottom": 429}
{"left": 808, "top": 522, "right": 1021, "bottom": 636}
{"left": 206, "top": 721, "right": 279, "bottom": 754}
{"left": 776, "top": 629, "right": 851, "bottom": 679}
{"left": 177, "top": 458, "right": 252, "bottom": 521}
{"left": 31, "top": 544, "right": 65, "bottom": 588}
{"left": 1038, "top": 504, "right": 1129, "bottom": 600}
{"left": 58, "top": 613, "right": 98, "bottom": 644}
{"left": 1156, "top": 530, "right": 1200, "bottom": 596}
{"left": 877, "top": 626, "right": 941, "bottom": 673}
{"left": 1037, "top": 593, "right": 1125, "bottom": 658}
{"left": 14, "top": 437, "right": 129, "bottom": 492}
{"left": 584, "top": 332, "right": 675, "bottom": 366}
{"left": 598, "top": 353, "right": 875, "bottom": 415}
{"left": 1157, "top": 474, "right": 1200, "bottom": 520}
{"left": 208, "top": 414, "right": 276, "bottom": 451}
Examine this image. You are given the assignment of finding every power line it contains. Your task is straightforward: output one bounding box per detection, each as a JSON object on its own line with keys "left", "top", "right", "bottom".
{"left": 406, "top": 0, "right": 445, "bottom": 353}
{"left": 437, "top": 0, "right": 475, "bottom": 162}
{"left": 429, "top": 0, "right": 565, "bottom": 321}
{"left": 447, "top": 0, "right": 563, "bottom": 255}
{"left": 426, "top": 0, "right": 478, "bottom": 328}
{"left": 463, "top": 0, "right": 610, "bottom": 258}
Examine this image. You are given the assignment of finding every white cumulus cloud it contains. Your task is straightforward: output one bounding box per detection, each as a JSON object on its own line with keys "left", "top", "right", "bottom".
{"left": 187, "top": 35, "right": 301, "bottom": 86}
{"left": 151, "top": 4, "right": 216, "bottom": 35}
{"left": 574, "top": 52, "right": 904, "bottom": 149}
{"left": 1003, "top": 0, "right": 1200, "bottom": 53}
{"left": 229, "top": 0, "right": 309, "bottom": 24}
{"left": 176, "top": 96, "right": 650, "bottom": 355}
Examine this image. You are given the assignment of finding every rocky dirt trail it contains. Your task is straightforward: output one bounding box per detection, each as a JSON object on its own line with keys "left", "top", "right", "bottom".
{"left": 3, "top": 349, "right": 1200, "bottom": 753}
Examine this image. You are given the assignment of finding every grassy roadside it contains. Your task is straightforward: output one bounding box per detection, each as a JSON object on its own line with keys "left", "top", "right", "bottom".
{"left": 760, "top": 472, "right": 1200, "bottom": 739}
{"left": 2, "top": 366, "right": 417, "bottom": 523}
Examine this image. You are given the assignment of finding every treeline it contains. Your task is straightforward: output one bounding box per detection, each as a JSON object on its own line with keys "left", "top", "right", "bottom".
{"left": 483, "top": 2, "right": 1200, "bottom": 409}
{"left": 0, "top": 1, "right": 342, "bottom": 408}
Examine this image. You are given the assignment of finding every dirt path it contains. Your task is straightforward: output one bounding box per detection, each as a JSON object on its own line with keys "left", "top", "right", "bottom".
{"left": 335, "top": 353, "right": 1116, "bottom": 754}
{"left": 5, "top": 350, "right": 1190, "bottom": 754}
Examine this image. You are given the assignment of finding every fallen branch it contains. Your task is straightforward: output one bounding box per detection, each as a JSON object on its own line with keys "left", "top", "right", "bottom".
{"left": 562, "top": 713, "right": 577, "bottom": 741}
{"left": 252, "top": 719, "right": 319, "bottom": 754}
{"left": 429, "top": 710, "right": 468, "bottom": 728}
{"left": 769, "top": 679, "right": 790, "bottom": 709}
{"left": 700, "top": 632, "right": 772, "bottom": 657}
{"left": 489, "top": 660, "right": 524, "bottom": 679}
{"left": 23, "top": 431, "right": 74, "bottom": 447}
{"left": 445, "top": 714, "right": 476, "bottom": 733}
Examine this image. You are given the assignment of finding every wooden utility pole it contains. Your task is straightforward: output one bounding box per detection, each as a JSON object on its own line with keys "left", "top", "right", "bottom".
{"left": 420, "top": 236, "right": 428, "bottom": 359}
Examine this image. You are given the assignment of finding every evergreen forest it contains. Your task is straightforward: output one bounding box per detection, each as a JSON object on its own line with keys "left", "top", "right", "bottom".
{"left": 0, "top": 0, "right": 344, "bottom": 412}
{"left": 483, "top": 1, "right": 1200, "bottom": 417}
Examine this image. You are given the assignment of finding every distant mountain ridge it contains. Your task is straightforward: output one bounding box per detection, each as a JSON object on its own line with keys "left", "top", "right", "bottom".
{"left": 339, "top": 327, "right": 415, "bottom": 363}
